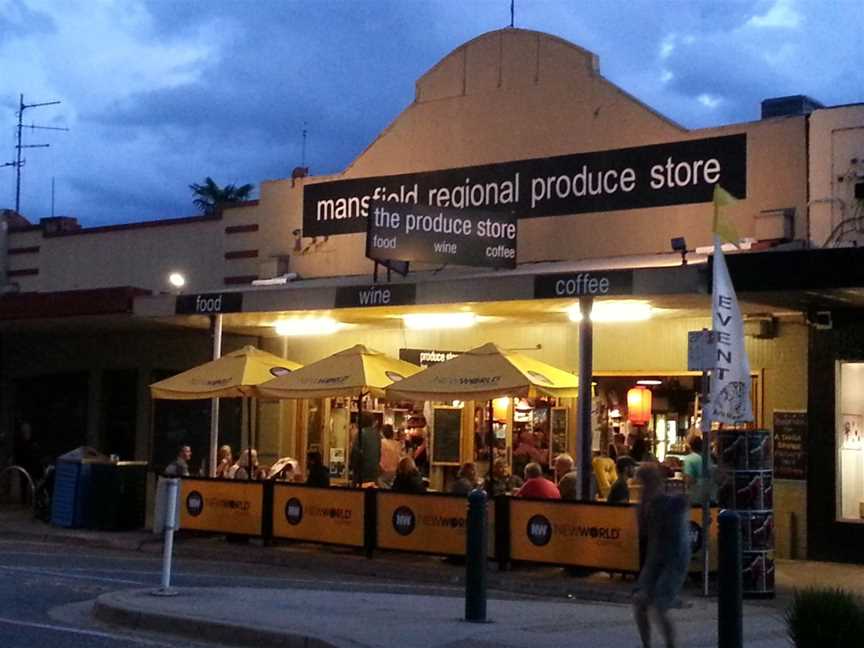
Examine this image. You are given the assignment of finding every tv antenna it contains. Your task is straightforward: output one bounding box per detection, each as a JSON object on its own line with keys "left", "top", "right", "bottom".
{"left": 301, "top": 121, "right": 308, "bottom": 167}
{"left": 4, "top": 94, "right": 69, "bottom": 214}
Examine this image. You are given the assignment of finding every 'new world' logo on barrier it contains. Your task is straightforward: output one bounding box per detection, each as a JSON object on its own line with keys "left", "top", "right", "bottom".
{"left": 689, "top": 521, "right": 704, "bottom": 554}
{"left": 285, "top": 498, "right": 303, "bottom": 525}
{"left": 526, "top": 514, "right": 553, "bottom": 546}
{"left": 186, "top": 491, "right": 204, "bottom": 517}
{"left": 392, "top": 506, "right": 416, "bottom": 536}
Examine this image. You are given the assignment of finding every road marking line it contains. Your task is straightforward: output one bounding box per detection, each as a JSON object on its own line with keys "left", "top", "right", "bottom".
{"left": 0, "top": 616, "right": 177, "bottom": 646}
{"left": 0, "top": 564, "right": 146, "bottom": 585}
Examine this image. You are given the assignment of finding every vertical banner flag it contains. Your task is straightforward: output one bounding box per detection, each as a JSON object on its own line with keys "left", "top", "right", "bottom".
{"left": 710, "top": 185, "right": 754, "bottom": 424}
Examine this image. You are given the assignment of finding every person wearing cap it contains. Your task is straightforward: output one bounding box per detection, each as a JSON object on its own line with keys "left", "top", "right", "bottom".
{"left": 607, "top": 455, "right": 638, "bottom": 504}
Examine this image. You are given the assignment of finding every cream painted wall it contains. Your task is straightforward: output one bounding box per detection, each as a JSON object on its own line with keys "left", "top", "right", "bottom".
{"left": 3, "top": 29, "right": 814, "bottom": 293}
{"left": 809, "top": 105, "right": 864, "bottom": 247}
{"left": 255, "top": 29, "right": 808, "bottom": 279}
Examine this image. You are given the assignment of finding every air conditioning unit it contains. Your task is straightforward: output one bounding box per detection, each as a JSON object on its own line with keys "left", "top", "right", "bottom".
{"left": 744, "top": 316, "right": 777, "bottom": 339}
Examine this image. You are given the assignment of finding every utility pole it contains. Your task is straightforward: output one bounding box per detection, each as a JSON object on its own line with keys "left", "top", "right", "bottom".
{"left": 10, "top": 94, "right": 68, "bottom": 215}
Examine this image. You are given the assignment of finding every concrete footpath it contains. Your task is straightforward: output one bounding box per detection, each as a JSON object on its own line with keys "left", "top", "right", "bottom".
{"left": 2, "top": 509, "right": 862, "bottom": 647}
{"left": 93, "top": 586, "right": 789, "bottom": 648}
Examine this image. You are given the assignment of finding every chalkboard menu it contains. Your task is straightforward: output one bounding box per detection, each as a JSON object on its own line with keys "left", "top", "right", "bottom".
{"left": 432, "top": 407, "right": 462, "bottom": 466}
{"left": 551, "top": 407, "right": 568, "bottom": 456}
{"left": 773, "top": 410, "right": 807, "bottom": 480}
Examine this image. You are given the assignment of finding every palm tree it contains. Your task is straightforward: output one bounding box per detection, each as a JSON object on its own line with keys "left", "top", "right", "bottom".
{"left": 189, "top": 177, "right": 255, "bottom": 215}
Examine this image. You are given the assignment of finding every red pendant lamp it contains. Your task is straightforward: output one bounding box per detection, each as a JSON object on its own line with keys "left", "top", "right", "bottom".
{"left": 627, "top": 385, "right": 652, "bottom": 425}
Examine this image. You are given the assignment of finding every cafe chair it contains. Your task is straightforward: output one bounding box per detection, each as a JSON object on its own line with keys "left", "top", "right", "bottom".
{"left": 592, "top": 456, "right": 617, "bottom": 500}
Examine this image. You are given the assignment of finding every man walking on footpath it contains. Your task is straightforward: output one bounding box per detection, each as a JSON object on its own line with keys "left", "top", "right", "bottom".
{"left": 632, "top": 464, "right": 691, "bottom": 648}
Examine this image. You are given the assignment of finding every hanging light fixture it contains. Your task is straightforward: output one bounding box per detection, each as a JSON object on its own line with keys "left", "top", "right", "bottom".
{"left": 627, "top": 385, "right": 652, "bottom": 425}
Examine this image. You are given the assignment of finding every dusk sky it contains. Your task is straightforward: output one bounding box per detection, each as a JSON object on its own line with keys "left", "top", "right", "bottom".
{"left": 2, "top": 0, "right": 862, "bottom": 227}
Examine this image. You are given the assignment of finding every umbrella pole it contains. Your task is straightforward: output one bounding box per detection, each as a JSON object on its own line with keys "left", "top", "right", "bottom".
{"left": 246, "top": 397, "right": 252, "bottom": 482}
{"left": 487, "top": 399, "right": 494, "bottom": 477}
{"left": 355, "top": 395, "right": 364, "bottom": 487}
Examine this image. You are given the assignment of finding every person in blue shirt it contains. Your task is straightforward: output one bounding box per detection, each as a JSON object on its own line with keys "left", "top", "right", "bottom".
{"left": 682, "top": 435, "right": 713, "bottom": 503}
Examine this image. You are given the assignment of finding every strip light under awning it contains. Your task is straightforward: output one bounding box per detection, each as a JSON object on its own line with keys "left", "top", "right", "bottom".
{"left": 403, "top": 312, "right": 477, "bottom": 330}
{"left": 567, "top": 301, "right": 653, "bottom": 323}
{"left": 274, "top": 317, "right": 344, "bottom": 336}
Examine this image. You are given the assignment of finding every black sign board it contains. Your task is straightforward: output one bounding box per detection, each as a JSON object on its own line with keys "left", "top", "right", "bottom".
{"left": 773, "top": 411, "right": 807, "bottom": 480}
{"left": 176, "top": 292, "right": 243, "bottom": 315}
{"left": 334, "top": 283, "right": 416, "bottom": 308}
{"left": 303, "top": 134, "right": 747, "bottom": 236}
{"left": 399, "top": 348, "right": 462, "bottom": 368}
{"left": 432, "top": 407, "right": 462, "bottom": 466}
{"left": 366, "top": 201, "right": 517, "bottom": 269}
{"left": 534, "top": 270, "right": 634, "bottom": 299}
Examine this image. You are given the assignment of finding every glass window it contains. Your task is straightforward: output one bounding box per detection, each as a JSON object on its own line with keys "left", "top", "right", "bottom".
{"left": 837, "top": 362, "right": 864, "bottom": 522}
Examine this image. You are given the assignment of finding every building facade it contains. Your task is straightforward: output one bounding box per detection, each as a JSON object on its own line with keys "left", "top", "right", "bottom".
{"left": 1, "top": 29, "right": 863, "bottom": 562}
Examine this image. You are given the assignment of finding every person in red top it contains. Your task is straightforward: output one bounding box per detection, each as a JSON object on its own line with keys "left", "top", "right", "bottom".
{"left": 514, "top": 463, "right": 561, "bottom": 499}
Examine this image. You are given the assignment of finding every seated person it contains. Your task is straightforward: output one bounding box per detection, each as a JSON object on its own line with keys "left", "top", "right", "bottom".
{"left": 305, "top": 451, "right": 330, "bottom": 488}
{"left": 450, "top": 462, "right": 479, "bottom": 495}
{"left": 214, "top": 444, "right": 233, "bottom": 478}
{"left": 392, "top": 456, "right": 427, "bottom": 494}
{"left": 554, "top": 453, "right": 579, "bottom": 500}
{"left": 229, "top": 449, "right": 259, "bottom": 480}
{"left": 483, "top": 458, "right": 523, "bottom": 496}
{"left": 164, "top": 444, "right": 192, "bottom": 477}
{"left": 514, "top": 462, "right": 561, "bottom": 499}
{"left": 607, "top": 456, "right": 638, "bottom": 503}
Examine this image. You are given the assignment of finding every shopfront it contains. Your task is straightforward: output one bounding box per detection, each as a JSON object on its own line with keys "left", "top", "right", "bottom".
{"left": 4, "top": 28, "right": 862, "bottom": 564}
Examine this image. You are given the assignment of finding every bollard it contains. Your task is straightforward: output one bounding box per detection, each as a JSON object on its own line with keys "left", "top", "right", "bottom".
{"left": 718, "top": 510, "right": 743, "bottom": 648}
{"left": 152, "top": 477, "right": 180, "bottom": 596}
{"left": 465, "top": 488, "right": 488, "bottom": 622}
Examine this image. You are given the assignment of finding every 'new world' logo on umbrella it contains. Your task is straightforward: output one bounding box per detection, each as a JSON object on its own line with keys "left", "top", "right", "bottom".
{"left": 526, "top": 370, "right": 553, "bottom": 385}
{"left": 270, "top": 367, "right": 294, "bottom": 377}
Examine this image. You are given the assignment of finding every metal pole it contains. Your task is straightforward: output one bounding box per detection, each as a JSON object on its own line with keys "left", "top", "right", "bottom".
{"left": 718, "top": 510, "right": 743, "bottom": 648}
{"left": 154, "top": 477, "right": 179, "bottom": 596}
{"left": 15, "top": 94, "right": 23, "bottom": 214}
{"left": 208, "top": 314, "right": 222, "bottom": 477}
{"left": 700, "top": 369, "right": 711, "bottom": 596}
{"left": 465, "top": 489, "right": 488, "bottom": 622}
{"left": 578, "top": 296, "right": 594, "bottom": 501}
{"left": 487, "top": 399, "right": 494, "bottom": 476}
{"left": 355, "top": 395, "right": 364, "bottom": 486}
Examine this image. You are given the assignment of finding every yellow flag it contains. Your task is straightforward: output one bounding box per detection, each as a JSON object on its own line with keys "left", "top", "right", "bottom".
{"left": 712, "top": 184, "right": 740, "bottom": 246}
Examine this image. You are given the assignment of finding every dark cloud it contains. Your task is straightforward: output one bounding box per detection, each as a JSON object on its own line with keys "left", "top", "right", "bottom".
{"left": 0, "top": 0, "right": 54, "bottom": 47}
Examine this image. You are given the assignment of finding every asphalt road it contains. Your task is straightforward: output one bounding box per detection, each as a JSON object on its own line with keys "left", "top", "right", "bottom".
{"left": 0, "top": 537, "right": 469, "bottom": 647}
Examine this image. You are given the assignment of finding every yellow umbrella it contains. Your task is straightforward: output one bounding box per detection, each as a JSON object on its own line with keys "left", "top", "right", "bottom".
{"left": 256, "top": 344, "right": 421, "bottom": 487}
{"left": 386, "top": 343, "right": 579, "bottom": 478}
{"left": 384, "top": 342, "right": 580, "bottom": 402}
{"left": 150, "top": 345, "right": 302, "bottom": 400}
{"left": 255, "top": 344, "right": 421, "bottom": 399}
{"left": 150, "top": 345, "right": 301, "bottom": 478}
